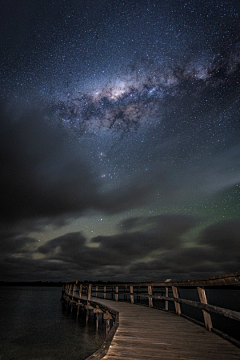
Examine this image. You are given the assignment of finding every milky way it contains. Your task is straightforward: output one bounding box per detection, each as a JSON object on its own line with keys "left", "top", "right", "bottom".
{"left": 45, "top": 47, "right": 239, "bottom": 137}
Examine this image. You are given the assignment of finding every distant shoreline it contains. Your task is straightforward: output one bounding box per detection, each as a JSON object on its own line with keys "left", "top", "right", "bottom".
{"left": 0, "top": 281, "right": 64, "bottom": 287}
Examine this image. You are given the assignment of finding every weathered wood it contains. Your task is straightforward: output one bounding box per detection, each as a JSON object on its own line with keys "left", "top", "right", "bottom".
{"left": 72, "top": 284, "right": 77, "bottom": 296}
{"left": 165, "top": 287, "right": 168, "bottom": 311}
{"left": 103, "top": 311, "right": 113, "bottom": 320}
{"left": 94, "top": 305, "right": 103, "bottom": 313}
{"left": 197, "top": 286, "right": 212, "bottom": 331}
{"left": 130, "top": 285, "right": 134, "bottom": 304}
{"left": 96, "top": 285, "right": 98, "bottom": 298}
{"left": 82, "top": 297, "right": 240, "bottom": 360}
{"left": 147, "top": 294, "right": 240, "bottom": 322}
{"left": 85, "top": 303, "right": 94, "bottom": 310}
{"left": 172, "top": 286, "right": 181, "bottom": 315}
{"left": 63, "top": 270, "right": 240, "bottom": 359}
{"left": 88, "top": 283, "right": 92, "bottom": 301}
{"left": 86, "top": 308, "right": 119, "bottom": 360}
{"left": 67, "top": 280, "right": 240, "bottom": 323}
{"left": 148, "top": 285, "right": 153, "bottom": 308}
{"left": 115, "top": 286, "right": 119, "bottom": 302}
{"left": 76, "top": 271, "right": 240, "bottom": 288}
{"left": 79, "top": 283, "right": 82, "bottom": 299}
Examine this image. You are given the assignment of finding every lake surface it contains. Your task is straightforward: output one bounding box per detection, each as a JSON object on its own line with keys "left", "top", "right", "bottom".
{"left": 0, "top": 287, "right": 105, "bottom": 360}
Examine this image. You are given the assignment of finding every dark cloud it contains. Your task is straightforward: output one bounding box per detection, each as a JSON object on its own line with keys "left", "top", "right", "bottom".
{"left": 0, "top": 104, "right": 163, "bottom": 226}
{"left": 199, "top": 219, "right": 240, "bottom": 260}
{"left": 1, "top": 102, "right": 239, "bottom": 231}
{"left": 0, "top": 236, "right": 37, "bottom": 255}
{"left": 119, "top": 214, "right": 200, "bottom": 233}
{"left": 129, "top": 219, "right": 240, "bottom": 280}
{"left": 0, "top": 104, "right": 100, "bottom": 223}
{"left": 1, "top": 216, "right": 239, "bottom": 282}
{"left": 38, "top": 232, "right": 86, "bottom": 255}
{"left": 37, "top": 214, "right": 200, "bottom": 269}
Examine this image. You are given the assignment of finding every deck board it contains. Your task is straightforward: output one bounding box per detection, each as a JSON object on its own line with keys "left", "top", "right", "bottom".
{"left": 84, "top": 297, "right": 240, "bottom": 360}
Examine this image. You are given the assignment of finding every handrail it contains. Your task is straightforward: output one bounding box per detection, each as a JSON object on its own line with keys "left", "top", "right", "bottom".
{"left": 71, "top": 271, "right": 240, "bottom": 287}
{"left": 63, "top": 271, "right": 240, "bottom": 348}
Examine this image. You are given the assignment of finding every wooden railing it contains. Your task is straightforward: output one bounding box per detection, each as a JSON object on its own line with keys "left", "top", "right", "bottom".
{"left": 63, "top": 271, "right": 240, "bottom": 348}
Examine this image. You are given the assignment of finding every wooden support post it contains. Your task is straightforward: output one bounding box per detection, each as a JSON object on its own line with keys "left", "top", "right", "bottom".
{"left": 172, "top": 286, "right": 181, "bottom": 315}
{"left": 197, "top": 287, "right": 212, "bottom": 331}
{"left": 73, "top": 284, "right": 77, "bottom": 297}
{"left": 115, "top": 286, "right": 119, "bottom": 301}
{"left": 69, "top": 284, "right": 73, "bottom": 294}
{"left": 165, "top": 287, "right": 169, "bottom": 311}
{"left": 148, "top": 286, "right": 153, "bottom": 308}
{"left": 130, "top": 285, "right": 134, "bottom": 304}
{"left": 103, "top": 286, "right": 106, "bottom": 299}
{"left": 79, "top": 284, "right": 82, "bottom": 299}
{"left": 86, "top": 309, "right": 89, "bottom": 323}
{"left": 96, "top": 312, "right": 99, "bottom": 331}
{"left": 95, "top": 285, "right": 98, "bottom": 298}
{"left": 88, "top": 283, "right": 92, "bottom": 301}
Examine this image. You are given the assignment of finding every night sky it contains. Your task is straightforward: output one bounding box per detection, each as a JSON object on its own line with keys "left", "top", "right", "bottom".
{"left": 1, "top": 0, "right": 240, "bottom": 282}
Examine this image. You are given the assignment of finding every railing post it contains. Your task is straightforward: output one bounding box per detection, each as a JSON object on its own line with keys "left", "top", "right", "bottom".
{"left": 103, "top": 286, "right": 106, "bottom": 299}
{"left": 124, "top": 286, "right": 127, "bottom": 301}
{"left": 130, "top": 285, "right": 134, "bottom": 304}
{"left": 95, "top": 285, "right": 98, "bottom": 298}
{"left": 88, "top": 283, "right": 92, "bottom": 301}
{"left": 172, "top": 286, "right": 181, "bottom": 315}
{"left": 165, "top": 287, "right": 169, "bottom": 311}
{"left": 79, "top": 284, "right": 82, "bottom": 299}
{"left": 73, "top": 284, "right": 77, "bottom": 297}
{"left": 115, "top": 286, "right": 119, "bottom": 301}
{"left": 137, "top": 286, "right": 140, "bottom": 302}
{"left": 148, "top": 286, "right": 153, "bottom": 308}
{"left": 197, "top": 287, "right": 212, "bottom": 331}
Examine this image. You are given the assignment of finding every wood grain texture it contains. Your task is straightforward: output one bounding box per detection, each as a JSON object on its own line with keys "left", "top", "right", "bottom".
{"left": 83, "top": 297, "right": 240, "bottom": 360}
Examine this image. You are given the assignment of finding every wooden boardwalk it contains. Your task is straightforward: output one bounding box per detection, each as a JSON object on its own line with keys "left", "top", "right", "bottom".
{"left": 85, "top": 297, "right": 240, "bottom": 360}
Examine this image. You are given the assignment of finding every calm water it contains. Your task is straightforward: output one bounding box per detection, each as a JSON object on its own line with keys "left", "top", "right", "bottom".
{"left": 0, "top": 287, "right": 105, "bottom": 360}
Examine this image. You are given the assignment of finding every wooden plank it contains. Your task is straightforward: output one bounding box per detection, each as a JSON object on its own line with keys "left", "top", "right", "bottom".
{"left": 80, "top": 296, "right": 240, "bottom": 360}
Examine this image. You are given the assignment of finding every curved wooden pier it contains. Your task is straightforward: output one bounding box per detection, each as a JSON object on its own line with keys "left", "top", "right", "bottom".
{"left": 85, "top": 297, "right": 240, "bottom": 360}
{"left": 63, "top": 272, "right": 240, "bottom": 360}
